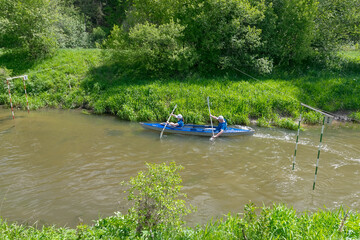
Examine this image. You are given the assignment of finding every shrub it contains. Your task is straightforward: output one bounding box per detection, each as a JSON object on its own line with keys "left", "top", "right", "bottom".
{"left": 91, "top": 27, "right": 107, "bottom": 47}
{"left": 122, "top": 162, "right": 194, "bottom": 235}
{"left": 104, "top": 22, "right": 196, "bottom": 78}
{"left": 257, "top": 116, "right": 271, "bottom": 127}
{"left": 302, "top": 111, "right": 323, "bottom": 125}
{"left": 0, "top": 67, "right": 11, "bottom": 82}
{"left": 350, "top": 111, "right": 360, "bottom": 122}
{"left": 273, "top": 117, "right": 298, "bottom": 130}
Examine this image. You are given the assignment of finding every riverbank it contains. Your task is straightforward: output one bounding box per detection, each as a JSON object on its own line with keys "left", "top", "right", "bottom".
{"left": 1, "top": 203, "right": 359, "bottom": 239}
{"left": 1, "top": 49, "right": 359, "bottom": 130}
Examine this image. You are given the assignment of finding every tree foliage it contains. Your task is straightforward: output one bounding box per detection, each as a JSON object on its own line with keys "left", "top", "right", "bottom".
{"left": 104, "top": 22, "right": 196, "bottom": 77}
{"left": 1, "top": 0, "right": 359, "bottom": 71}
{"left": 54, "top": 3, "right": 91, "bottom": 48}
{"left": 0, "top": 0, "right": 58, "bottom": 58}
{"left": 105, "top": 0, "right": 273, "bottom": 75}
{"left": 314, "top": 0, "right": 360, "bottom": 52}
{"left": 0, "top": 0, "right": 91, "bottom": 59}
{"left": 260, "top": 0, "right": 318, "bottom": 66}
{"left": 176, "top": 0, "right": 271, "bottom": 74}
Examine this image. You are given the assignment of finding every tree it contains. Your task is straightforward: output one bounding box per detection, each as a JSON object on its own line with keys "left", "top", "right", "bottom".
{"left": 0, "top": 0, "right": 58, "bottom": 58}
{"left": 54, "top": 3, "right": 91, "bottom": 48}
{"left": 260, "top": 0, "right": 318, "bottom": 66}
{"left": 176, "top": 0, "right": 271, "bottom": 74}
{"left": 314, "top": 0, "right": 360, "bottom": 52}
{"left": 106, "top": 0, "right": 272, "bottom": 75}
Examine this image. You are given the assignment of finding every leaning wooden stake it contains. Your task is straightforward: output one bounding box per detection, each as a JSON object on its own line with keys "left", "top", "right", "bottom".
{"left": 313, "top": 116, "right": 326, "bottom": 190}
{"left": 292, "top": 108, "right": 302, "bottom": 170}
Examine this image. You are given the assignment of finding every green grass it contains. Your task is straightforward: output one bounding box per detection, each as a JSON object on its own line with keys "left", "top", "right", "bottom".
{"left": 1, "top": 204, "right": 359, "bottom": 239}
{"left": 1, "top": 48, "right": 360, "bottom": 130}
{"left": 338, "top": 48, "right": 360, "bottom": 61}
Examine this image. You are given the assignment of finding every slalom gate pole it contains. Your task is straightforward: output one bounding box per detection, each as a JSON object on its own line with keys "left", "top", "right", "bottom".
{"left": 313, "top": 116, "right": 326, "bottom": 190}
{"left": 6, "top": 79, "right": 15, "bottom": 120}
{"left": 22, "top": 75, "right": 30, "bottom": 113}
{"left": 292, "top": 106, "right": 303, "bottom": 170}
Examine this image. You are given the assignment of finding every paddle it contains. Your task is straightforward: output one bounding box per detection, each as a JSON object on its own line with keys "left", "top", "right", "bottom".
{"left": 160, "top": 104, "right": 177, "bottom": 139}
{"left": 207, "top": 97, "right": 215, "bottom": 141}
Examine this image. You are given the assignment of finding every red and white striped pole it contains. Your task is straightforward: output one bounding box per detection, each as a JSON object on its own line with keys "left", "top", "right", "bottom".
{"left": 22, "top": 75, "right": 30, "bottom": 113}
{"left": 6, "top": 78, "right": 15, "bottom": 120}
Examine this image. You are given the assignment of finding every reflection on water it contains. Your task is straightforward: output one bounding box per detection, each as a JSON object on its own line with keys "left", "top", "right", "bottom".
{"left": 0, "top": 109, "right": 359, "bottom": 227}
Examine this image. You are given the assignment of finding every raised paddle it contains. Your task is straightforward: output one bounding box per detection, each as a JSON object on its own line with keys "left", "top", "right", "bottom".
{"left": 207, "top": 97, "right": 215, "bottom": 141}
{"left": 160, "top": 104, "right": 177, "bottom": 139}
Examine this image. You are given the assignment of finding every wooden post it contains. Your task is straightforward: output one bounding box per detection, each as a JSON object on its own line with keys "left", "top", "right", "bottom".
{"left": 292, "top": 107, "right": 302, "bottom": 170}
{"left": 313, "top": 116, "right": 326, "bottom": 190}
{"left": 22, "top": 75, "right": 30, "bottom": 113}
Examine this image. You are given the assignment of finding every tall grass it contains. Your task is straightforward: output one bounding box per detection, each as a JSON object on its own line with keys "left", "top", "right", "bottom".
{"left": 1, "top": 204, "right": 359, "bottom": 239}
{"left": 1, "top": 49, "right": 360, "bottom": 130}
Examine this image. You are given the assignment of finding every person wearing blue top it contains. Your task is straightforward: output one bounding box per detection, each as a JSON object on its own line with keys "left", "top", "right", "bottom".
{"left": 210, "top": 114, "right": 227, "bottom": 140}
{"left": 166, "top": 114, "right": 184, "bottom": 127}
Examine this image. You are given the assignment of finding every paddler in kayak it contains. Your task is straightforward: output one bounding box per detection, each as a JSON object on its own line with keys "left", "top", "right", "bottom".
{"left": 209, "top": 114, "right": 227, "bottom": 140}
{"left": 166, "top": 114, "right": 184, "bottom": 127}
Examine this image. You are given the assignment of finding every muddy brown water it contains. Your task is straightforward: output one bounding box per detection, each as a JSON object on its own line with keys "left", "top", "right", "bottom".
{"left": 0, "top": 109, "right": 359, "bottom": 227}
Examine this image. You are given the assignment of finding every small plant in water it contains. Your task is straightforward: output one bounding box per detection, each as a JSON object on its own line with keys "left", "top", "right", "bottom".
{"left": 122, "top": 161, "right": 194, "bottom": 236}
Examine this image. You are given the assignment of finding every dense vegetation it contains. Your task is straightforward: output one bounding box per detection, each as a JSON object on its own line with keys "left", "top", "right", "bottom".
{"left": 1, "top": 162, "right": 360, "bottom": 239}
{"left": 1, "top": 1, "right": 359, "bottom": 238}
{"left": 1, "top": 205, "right": 360, "bottom": 239}
{"left": 1, "top": 0, "right": 360, "bottom": 73}
{"left": 1, "top": 0, "right": 360, "bottom": 129}
{"left": 1, "top": 49, "right": 360, "bottom": 129}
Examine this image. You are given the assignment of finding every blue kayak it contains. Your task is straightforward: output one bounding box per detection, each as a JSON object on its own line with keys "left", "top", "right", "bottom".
{"left": 140, "top": 122, "right": 255, "bottom": 137}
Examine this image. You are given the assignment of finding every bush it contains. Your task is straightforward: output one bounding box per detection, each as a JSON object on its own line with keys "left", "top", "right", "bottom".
{"left": 273, "top": 117, "right": 299, "bottom": 130}
{"left": 123, "top": 162, "right": 194, "bottom": 235}
{"left": 0, "top": 67, "right": 11, "bottom": 81}
{"left": 350, "top": 111, "right": 360, "bottom": 122}
{"left": 302, "top": 111, "right": 323, "bottom": 125}
{"left": 257, "top": 116, "right": 271, "bottom": 127}
{"left": 91, "top": 27, "right": 107, "bottom": 47}
{"left": 104, "top": 22, "right": 196, "bottom": 78}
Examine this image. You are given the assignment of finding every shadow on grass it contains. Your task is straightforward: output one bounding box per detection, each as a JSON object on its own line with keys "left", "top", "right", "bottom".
{"left": 80, "top": 61, "right": 271, "bottom": 93}
{"left": 0, "top": 50, "right": 45, "bottom": 76}
{"left": 81, "top": 52, "right": 360, "bottom": 112}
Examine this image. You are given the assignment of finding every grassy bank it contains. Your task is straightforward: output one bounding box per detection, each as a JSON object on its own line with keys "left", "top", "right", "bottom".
{"left": 1, "top": 49, "right": 360, "bottom": 129}
{"left": 1, "top": 204, "right": 359, "bottom": 239}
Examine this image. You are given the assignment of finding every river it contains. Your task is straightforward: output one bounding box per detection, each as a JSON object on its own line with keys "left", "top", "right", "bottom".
{"left": 0, "top": 108, "right": 359, "bottom": 227}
